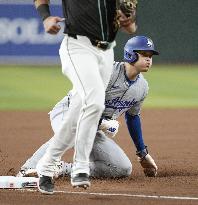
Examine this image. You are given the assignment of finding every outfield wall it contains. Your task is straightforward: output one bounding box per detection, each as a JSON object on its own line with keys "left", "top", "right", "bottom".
{"left": 0, "top": 0, "right": 63, "bottom": 65}
{"left": 115, "top": 0, "right": 198, "bottom": 64}
{"left": 0, "top": 0, "right": 197, "bottom": 65}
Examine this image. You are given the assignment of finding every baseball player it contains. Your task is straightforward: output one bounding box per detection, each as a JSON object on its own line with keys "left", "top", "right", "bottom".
{"left": 17, "top": 35, "right": 158, "bottom": 185}
{"left": 34, "top": 0, "right": 138, "bottom": 194}
{"left": 17, "top": 100, "right": 131, "bottom": 179}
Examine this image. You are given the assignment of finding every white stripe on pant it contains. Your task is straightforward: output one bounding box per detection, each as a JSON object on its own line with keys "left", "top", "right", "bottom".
{"left": 36, "top": 34, "right": 114, "bottom": 177}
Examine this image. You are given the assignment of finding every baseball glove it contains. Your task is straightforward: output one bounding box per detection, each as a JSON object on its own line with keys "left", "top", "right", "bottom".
{"left": 98, "top": 119, "right": 119, "bottom": 138}
{"left": 119, "top": 0, "right": 137, "bottom": 22}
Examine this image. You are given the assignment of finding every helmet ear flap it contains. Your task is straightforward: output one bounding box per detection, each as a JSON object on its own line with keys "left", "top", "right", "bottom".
{"left": 124, "top": 50, "right": 138, "bottom": 63}
{"left": 131, "top": 52, "right": 138, "bottom": 63}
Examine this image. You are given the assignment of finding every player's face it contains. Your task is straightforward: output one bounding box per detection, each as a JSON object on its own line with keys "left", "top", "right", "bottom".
{"left": 134, "top": 51, "right": 153, "bottom": 72}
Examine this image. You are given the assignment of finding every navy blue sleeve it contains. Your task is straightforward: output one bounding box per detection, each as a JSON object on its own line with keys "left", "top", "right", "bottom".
{"left": 125, "top": 112, "right": 146, "bottom": 152}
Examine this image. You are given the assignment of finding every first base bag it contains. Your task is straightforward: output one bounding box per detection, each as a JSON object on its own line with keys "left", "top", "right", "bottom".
{"left": 0, "top": 176, "right": 38, "bottom": 189}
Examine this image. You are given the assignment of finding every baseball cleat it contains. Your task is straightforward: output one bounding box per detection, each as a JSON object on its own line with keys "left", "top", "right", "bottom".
{"left": 16, "top": 167, "right": 37, "bottom": 178}
{"left": 71, "top": 173, "right": 90, "bottom": 189}
{"left": 38, "top": 175, "right": 54, "bottom": 195}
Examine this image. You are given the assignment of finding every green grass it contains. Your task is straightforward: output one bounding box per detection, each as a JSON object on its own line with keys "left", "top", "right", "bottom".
{"left": 0, "top": 64, "right": 198, "bottom": 110}
{"left": 0, "top": 65, "right": 72, "bottom": 110}
{"left": 144, "top": 65, "right": 198, "bottom": 108}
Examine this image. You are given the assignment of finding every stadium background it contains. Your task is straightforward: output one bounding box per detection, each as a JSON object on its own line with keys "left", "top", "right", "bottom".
{"left": 0, "top": 0, "right": 197, "bottom": 65}
{"left": 0, "top": 0, "right": 197, "bottom": 110}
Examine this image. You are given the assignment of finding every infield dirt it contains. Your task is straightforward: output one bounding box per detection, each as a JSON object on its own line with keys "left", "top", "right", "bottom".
{"left": 0, "top": 109, "right": 198, "bottom": 205}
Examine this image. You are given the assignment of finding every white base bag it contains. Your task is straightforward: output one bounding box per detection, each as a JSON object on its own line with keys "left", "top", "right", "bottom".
{"left": 0, "top": 176, "right": 38, "bottom": 189}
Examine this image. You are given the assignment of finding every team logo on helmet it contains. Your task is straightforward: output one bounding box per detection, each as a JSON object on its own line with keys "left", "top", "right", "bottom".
{"left": 147, "top": 39, "right": 153, "bottom": 47}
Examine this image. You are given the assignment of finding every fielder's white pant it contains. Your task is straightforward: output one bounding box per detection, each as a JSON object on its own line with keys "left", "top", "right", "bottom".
{"left": 23, "top": 94, "right": 132, "bottom": 178}
{"left": 37, "top": 35, "right": 115, "bottom": 177}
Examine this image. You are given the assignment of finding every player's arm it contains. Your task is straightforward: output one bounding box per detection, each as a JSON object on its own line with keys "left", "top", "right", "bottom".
{"left": 125, "top": 83, "right": 148, "bottom": 153}
{"left": 125, "top": 112, "right": 158, "bottom": 177}
{"left": 117, "top": 0, "right": 138, "bottom": 34}
{"left": 125, "top": 112, "right": 145, "bottom": 153}
{"left": 34, "top": 0, "right": 64, "bottom": 34}
{"left": 34, "top": 0, "right": 49, "bottom": 8}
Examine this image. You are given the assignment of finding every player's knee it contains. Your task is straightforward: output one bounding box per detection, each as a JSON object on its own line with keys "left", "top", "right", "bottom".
{"left": 126, "top": 163, "right": 132, "bottom": 176}
{"left": 120, "top": 162, "right": 132, "bottom": 177}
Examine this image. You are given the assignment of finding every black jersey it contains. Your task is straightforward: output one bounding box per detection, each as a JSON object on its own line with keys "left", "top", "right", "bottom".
{"left": 62, "top": 0, "right": 119, "bottom": 42}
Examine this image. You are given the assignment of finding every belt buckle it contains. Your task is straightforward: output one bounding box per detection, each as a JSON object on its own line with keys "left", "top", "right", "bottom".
{"left": 96, "top": 40, "right": 109, "bottom": 50}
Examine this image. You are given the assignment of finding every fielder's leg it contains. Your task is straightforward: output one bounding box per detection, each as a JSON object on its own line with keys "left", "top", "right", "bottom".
{"left": 61, "top": 36, "right": 114, "bottom": 188}
{"left": 17, "top": 140, "right": 52, "bottom": 177}
{"left": 36, "top": 91, "right": 82, "bottom": 194}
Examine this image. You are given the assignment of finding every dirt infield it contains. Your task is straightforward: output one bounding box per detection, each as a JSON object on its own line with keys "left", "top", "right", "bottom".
{"left": 0, "top": 109, "right": 198, "bottom": 205}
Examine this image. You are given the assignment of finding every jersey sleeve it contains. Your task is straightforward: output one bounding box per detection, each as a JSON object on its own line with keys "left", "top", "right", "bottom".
{"left": 127, "top": 80, "right": 149, "bottom": 116}
{"left": 125, "top": 112, "right": 146, "bottom": 152}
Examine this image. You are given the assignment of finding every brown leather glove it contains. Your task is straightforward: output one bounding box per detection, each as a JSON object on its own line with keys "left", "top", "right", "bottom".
{"left": 119, "top": 0, "right": 137, "bottom": 22}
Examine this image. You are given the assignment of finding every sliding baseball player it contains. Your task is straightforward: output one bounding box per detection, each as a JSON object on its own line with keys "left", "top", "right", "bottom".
{"left": 17, "top": 35, "right": 158, "bottom": 180}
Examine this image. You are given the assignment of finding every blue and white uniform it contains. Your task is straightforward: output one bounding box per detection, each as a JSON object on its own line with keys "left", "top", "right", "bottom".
{"left": 103, "top": 62, "right": 148, "bottom": 119}
{"left": 22, "top": 62, "right": 148, "bottom": 178}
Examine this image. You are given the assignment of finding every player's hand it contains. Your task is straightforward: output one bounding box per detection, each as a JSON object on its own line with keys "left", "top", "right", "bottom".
{"left": 43, "top": 16, "right": 65, "bottom": 35}
{"left": 117, "top": 10, "right": 137, "bottom": 34}
{"left": 138, "top": 154, "right": 158, "bottom": 177}
{"left": 98, "top": 119, "right": 119, "bottom": 138}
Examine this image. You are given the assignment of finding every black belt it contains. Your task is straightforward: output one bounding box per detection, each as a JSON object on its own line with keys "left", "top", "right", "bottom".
{"left": 68, "top": 33, "right": 111, "bottom": 50}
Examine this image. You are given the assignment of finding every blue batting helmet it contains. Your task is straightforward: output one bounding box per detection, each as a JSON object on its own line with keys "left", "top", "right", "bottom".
{"left": 124, "top": 36, "right": 159, "bottom": 63}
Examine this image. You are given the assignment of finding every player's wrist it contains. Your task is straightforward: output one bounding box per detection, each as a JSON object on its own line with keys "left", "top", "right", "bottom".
{"left": 136, "top": 146, "right": 148, "bottom": 159}
{"left": 36, "top": 4, "right": 51, "bottom": 21}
